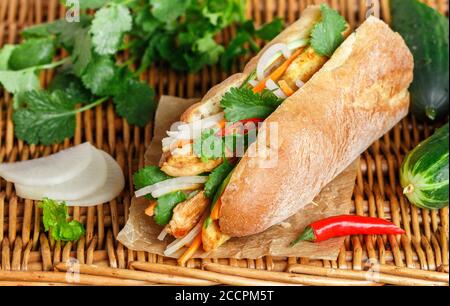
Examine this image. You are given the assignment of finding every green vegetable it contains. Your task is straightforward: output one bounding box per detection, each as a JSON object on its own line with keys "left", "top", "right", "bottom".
{"left": 400, "top": 123, "right": 449, "bottom": 209}
{"left": 81, "top": 55, "right": 119, "bottom": 96}
{"left": 133, "top": 165, "right": 171, "bottom": 200}
{"left": 90, "top": 4, "right": 132, "bottom": 55}
{"left": 0, "top": 70, "right": 40, "bottom": 96}
{"left": 150, "top": 0, "right": 190, "bottom": 23}
{"left": 193, "top": 128, "right": 225, "bottom": 162}
{"left": 310, "top": 4, "right": 347, "bottom": 57}
{"left": 71, "top": 27, "right": 93, "bottom": 76}
{"left": 390, "top": 0, "right": 449, "bottom": 121}
{"left": 113, "top": 78, "right": 156, "bottom": 127}
{"left": 48, "top": 66, "right": 92, "bottom": 104}
{"left": 205, "top": 169, "right": 234, "bottom": 228}
{"left": 220, "top": 87, "right": 283, "bottom": 122}
{"left": 0, "top": 45, "right": 16, "bottom": 70}
{"left": 40, "top": 198, "right": 85, "bottom": 241}
{"left": 154, "top": 191, "right": 187, "bottom": 226}
{"left": 12, "top": 90, "right": 106, "bottom": 145}
{"left": 8, "top": 38, "right": 55, "bottom": 71}
{"left": 204, "top": 161, "right": 235, "bottom": 198}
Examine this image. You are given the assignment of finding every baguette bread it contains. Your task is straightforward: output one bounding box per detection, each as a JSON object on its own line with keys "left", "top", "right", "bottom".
{"left": 218, "top": 16, "right": 414, "bottom": 236}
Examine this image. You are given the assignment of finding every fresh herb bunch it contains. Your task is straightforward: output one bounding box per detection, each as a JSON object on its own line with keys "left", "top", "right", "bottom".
{"left": 0, "top": 0, "right": 283, "bottom": 145}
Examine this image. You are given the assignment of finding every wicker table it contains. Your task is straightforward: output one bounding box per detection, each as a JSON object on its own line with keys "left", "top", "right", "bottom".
{"left": 0, "top": 0, "right": 448, "bottom": 286}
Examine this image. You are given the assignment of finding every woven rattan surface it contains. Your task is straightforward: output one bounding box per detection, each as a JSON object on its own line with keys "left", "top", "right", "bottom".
{"left": 0, "top": 0, "right": 449, "bottom": 286}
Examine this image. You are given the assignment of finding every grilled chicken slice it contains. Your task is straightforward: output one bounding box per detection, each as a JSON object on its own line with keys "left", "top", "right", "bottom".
{"left": 166, "top": 191, "right": 210, "bottom": 238}
{"left": 202, "top": 220, "right": 230, "bottom": 252}
{"left": 161, "top": 154, "right": 222, "bottom": 177}
{"left": 280, "top": 46, "right": 328, "bottom": 89}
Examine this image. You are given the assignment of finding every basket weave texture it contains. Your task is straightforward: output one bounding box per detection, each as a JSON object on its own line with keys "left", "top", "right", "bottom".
{"left": 0, "top": 0, "right": 449, "bottom": 286}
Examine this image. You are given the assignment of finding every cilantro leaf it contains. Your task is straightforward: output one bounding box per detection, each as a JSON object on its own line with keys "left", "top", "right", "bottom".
{"left": 78, "top": 0, "right": 108, "bottom": 9}
{"left": 150, "top": 0, "right": 190, "bottom": 23}
{"left": 72, "top": 27, "right": 92, "bottom": 76}
{"left": 193, "top": 128, "right": 224, "bottom": 162}
{"left": 8, "top": 38, "right": 55, "bottom": 71}
{"left": 204, "top": 161, "right": 234, "bottom": 198}
{"left": 49, "top": 67, "right": 92, "bottom": 104}
{"left": 113, "top": 78, "right": 156, "bottom": 127}
{"left": 81, "top": 55, "right": 118, "bottom": 96}
{"left": 154, "top": 191, "right": 187, "bottom": 226}
{"left": 311, "top": 4, "right": 347, "bottom": 57}
{"left": 12, "top": 90, "right": 78, "bottom": 145}
{"left": 40, "top": 198, "right": 85, "bottom": 241}
{"left": 90, "top": 4, "right": 132, "bottom": 55}
{"left": 255, "top": 18, "right": 284, "bottom": 40}
{"left": 0, "top": 70, "right": 40, "bottom": 95}
{"left": 133, "top": 166, "right": 170, "bottom": 189}
{"left": 0, "top": 45, "right": 17, "bottom": 70}
{"left": 220, "top": 87, "right": 283, "bottom": 122}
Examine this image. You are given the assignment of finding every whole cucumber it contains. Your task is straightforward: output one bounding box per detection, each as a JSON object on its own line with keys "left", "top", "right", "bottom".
{"left": 400, "top": 123, "right": 449, "bottom": 209}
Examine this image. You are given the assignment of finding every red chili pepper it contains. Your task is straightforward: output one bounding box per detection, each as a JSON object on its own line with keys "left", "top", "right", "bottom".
{"left": 291, "top": 215, "right": 405, "bottom": 245}
{"left": 216, "top": 118, "right": 263, "bottom": 137}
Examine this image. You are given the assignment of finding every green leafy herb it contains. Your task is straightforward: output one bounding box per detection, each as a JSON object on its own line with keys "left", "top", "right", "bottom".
{"left": 72, "top": 27, "right": 93, "bottom": 76}
{"left": 8, "top": 38, "right": 55, "bottom": 71}
{"left": 0, "top": 45, "right": 16, "bottom": 70}
{"left": 150, "top": 0, "right": 190, "bottom": 23}
{"left": 79, "top": 0, "right": 108, "bottom": 9}
{"left": 154, "top": 191, "right": 187, "bottom": 226}
{"left": 133, "top": 166, "right": 171, "bottom": 200}
{"left": 90, "top": 4, "right": 132, "bottom": 55}
{"left": 310, "top": 4, "right": 347, "bottom": 57}
{"left": 113, "top": 78, "right": 156, "bottom": 127}
{"left": 204, "top": 161, "right": 234, "bottom": 198}
{"left": 48, "top": 66, "right": 92, "bottom": 104}
{"left": 81, "top": 55, "right": 118, "bottom": 96}
{"left": 220, "top": 87, "right": 283, "bottom": 122}
{"left": 133, "top": 165, "right": 171, "bottom": 189}
{"left": 255, "top": 18, "right": 284, "bottom": 40}
{"left": 193, "top": 128, "right": 225, "bottom": 162}
{"left": 13, "top": 90, "right": 105, "bottom": 145}
{"left": 0, "top": 70, "right": 40, "bottom": 95}
{"left": 40, "top": 198, "right": 85, "bottom": 241}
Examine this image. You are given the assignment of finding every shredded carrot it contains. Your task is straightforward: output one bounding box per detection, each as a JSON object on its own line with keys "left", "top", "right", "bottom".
{"left": 278, "top": 80, "right": 295, "bottom": 97}
{"left": 210, "top": 198, "right": 222, "bottom": 221}
{"left": 144, "top": 201, "right": 157, "bottom": 217}
{"left": 178, "top": 231, "right": 202, "bottom": 266}
{"left": 217, "top": 119, "right": 226, "bottom": 130}
{"left": 253, "top": 47, "right": 304, "bottom": 93}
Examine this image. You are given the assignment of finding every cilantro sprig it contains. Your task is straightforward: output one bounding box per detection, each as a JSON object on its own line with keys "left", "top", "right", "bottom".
{"left": 0, "top": 0, "right": 282, "bottom": 146}
{"left": 40, "top": 198, "right": 85, "bottom": 242}
{"left": 310, "top": 4, "right": 347, "bottom": 57}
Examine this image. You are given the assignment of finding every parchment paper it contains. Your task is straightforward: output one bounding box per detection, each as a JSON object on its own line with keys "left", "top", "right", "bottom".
{"left": 117, "top": 96, "right": 358, "bottom": 260}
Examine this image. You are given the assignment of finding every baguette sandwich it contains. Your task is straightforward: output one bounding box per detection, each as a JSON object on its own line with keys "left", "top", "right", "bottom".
{"left": 134, "top": 4, "right": 414, "bottom": 264}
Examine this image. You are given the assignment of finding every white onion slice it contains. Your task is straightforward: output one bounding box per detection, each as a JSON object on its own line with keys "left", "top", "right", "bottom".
{"left": 64, "top": 151, "right": 125, "bottom": 206}
{"left": 248, "top": 79, "right": 259, "bottom": 87}
{"left": 15, "top": 148, "right": 107, "bottom": 201}
{"left": 266, "top": 79, "right": 287, "bottom": 99}
{"left": 0, "top": 142, "right": 94, "bottom": 186}
{"left": 164, "top": 220, "right": 203, "bottom": 256}
{"left": 257, "top": 43, "right": 291, "bottom": 81}
{"left": 295, "top": 78, "right": 305, "bottom": 89}
{"left": 175, "top": 113, "right": 224, "bottom": 140}
{"left": 135, "top": 176, "right": 208, "bottom": 198}
{"left": 158, "top": 227, "right": 168, "bottom": 241}
{"left": 151, "top": 182, "right": 201, "bottom": 198}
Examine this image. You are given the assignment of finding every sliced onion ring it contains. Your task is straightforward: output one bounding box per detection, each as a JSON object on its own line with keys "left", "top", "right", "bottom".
{"left": 266, "top": 79, "right": 287, "bottom": 99}
{"left": 295, "top": 78, "right": 305, "bottom": 89}
{"left": 257, "top": 43, "right": 291, "bottom": 81}
{"left": 135, "top": 176, "right": 208, "bottom": 198}
{"left": 164, "top": 220, "right": 203, "bottom": 256}
{"left": 158, "top": 227, "right": 168, "bottom": 241}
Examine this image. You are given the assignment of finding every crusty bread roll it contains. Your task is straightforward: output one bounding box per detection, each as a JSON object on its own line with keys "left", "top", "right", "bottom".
{"left": 218, "top": 16, "right": 414, "bottom": 236}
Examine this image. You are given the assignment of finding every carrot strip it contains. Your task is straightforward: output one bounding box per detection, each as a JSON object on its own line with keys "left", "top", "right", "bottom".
{"left": 178, "top": 231, "right": 202, "bottom": 266}
{"left": 144, "top": 201, "right": 158, "bottom": 217}
{"left": 278, "top": 80, "right": 295, "bottom": 97}
{"left": 253, "top": 48, "right": 304, "bottom": 93}
{"left": 210, "top": 198, "right": 222, "bottom": 221}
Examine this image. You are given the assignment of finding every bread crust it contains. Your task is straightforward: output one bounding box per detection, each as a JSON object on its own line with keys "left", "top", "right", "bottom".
{"left": 219, "top": 17, "right": 414, "bottom": 237}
